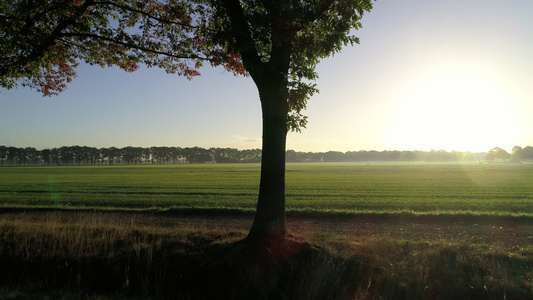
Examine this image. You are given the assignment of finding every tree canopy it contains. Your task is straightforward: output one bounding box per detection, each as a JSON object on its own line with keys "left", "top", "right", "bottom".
{"left": 1, "top": 0, "right": 374, "bottom": 239}
{"left": 1, "top": 0, "right": 245, "bottom": 95}
{"left": 208, "top": 0, "right": 373, "bottom": 131}
{"left": 2, "top": 0, "right": 372, "bottom": 130}
{"left": 486, "top": 147, "right": 511, "bottom": 162}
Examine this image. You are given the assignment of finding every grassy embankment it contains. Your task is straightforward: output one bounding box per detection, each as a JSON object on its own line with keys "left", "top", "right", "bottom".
{"left": 1, "top": 163, "right": 532, "bottom": 299}
{"left": 1, "top": 212, "right": 532, "bottom": 299}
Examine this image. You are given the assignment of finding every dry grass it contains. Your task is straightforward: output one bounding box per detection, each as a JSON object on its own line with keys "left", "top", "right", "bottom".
{"left": 304, "top": 231, "right": 533, "bottom": 299}
{"left": 1, "top": 212, "right": 532, "bottom": 299}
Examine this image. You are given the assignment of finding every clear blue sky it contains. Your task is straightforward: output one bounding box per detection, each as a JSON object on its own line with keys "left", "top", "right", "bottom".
{"left": 1, "top": 0, "right": 532, "bottom": 153}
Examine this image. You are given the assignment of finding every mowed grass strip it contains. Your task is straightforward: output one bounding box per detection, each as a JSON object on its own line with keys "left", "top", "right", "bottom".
{"left": 1, "top": 163, "right": 532, "bottom": 216}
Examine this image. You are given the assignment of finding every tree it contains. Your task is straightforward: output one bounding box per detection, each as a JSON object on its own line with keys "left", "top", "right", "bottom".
{"left": 25, "top": 147, "right": 39, "bottom": 165}
{"left": 487, "top": 147, "right": 510, "bottom": 162}
{"left": 183, "top": 146, "right": 212, "bottom": 164}
{"left": 285, "top": 149, "right": 298, "bottom": 163}
{"left": 523, "top": 146, "right": 533, "bottom": 162}
{"left": 1, "top": 0, "right": 374, "bottom": 240}
{"left": 511, "top": 145, "right": 523, "bottom": 162}
{"left": 213, "top": 0, "right": 374, "bottom": 239}
{"left": 122, "top": 146, "right": 144, "bottom": 164}
{"left": 390, "top": 150, "right": 401, "bottom": 162}
{"left": 323, "top": 151, "right": 346, "bottom": 162}
{"left": 0, "top": 146, "right": 8, "bottom": 166}
{"left": 403, "top": 151, "right": 417, "bottom": 162}
{"left": 427, "top": 149, "right": 451, "bottom": 162}
{"left": 213, "top": 147, "right": 240, "bottom": 163}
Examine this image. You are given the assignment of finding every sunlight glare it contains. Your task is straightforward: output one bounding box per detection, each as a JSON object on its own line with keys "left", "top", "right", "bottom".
{"left": 388, "top": 65, "right": 520, "bottom": 152}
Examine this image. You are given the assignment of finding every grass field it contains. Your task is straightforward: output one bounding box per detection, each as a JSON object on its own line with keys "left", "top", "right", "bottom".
{"left": 1, "top": 162, "right": 532, "bottom": 216}
{"left": 1, "top": 163, "right": 533, "bottom": 299}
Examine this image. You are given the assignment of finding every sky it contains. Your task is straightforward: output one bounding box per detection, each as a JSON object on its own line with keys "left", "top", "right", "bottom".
{"left": 1, "top": 0, "right": 532, "bottom": 153}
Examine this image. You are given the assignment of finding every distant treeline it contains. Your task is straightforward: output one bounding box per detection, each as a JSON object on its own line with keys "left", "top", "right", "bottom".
{"left": 0, "top": 145, "right": 532, "bottom": 166}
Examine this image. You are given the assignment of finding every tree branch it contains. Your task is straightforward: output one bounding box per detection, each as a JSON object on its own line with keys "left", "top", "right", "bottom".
{"left": 305, "top": 0, "right": 336, "bottom": 23}
{"left": 0, "top": 0, "right": 95, "bottom": 76}
{"left": 91, "top": 0, "right": 202, "bottom": 30}
{"left": 61, "top": 32, "right": 210, "bottom": 61}
{"left": 218, "top": 0, "right": 263, "bottom": 77}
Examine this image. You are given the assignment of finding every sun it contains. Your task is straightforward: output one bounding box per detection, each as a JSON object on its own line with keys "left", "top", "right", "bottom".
{"left": 387, "top": 64, "right": 520, "bottom": 152}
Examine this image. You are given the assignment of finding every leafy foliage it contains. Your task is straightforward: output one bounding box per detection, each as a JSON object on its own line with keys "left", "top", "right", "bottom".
{"left": 1, "top": 0, "right": 373, "bottom": 130}
{"left": 486, "top": 147, "right": 511, "bottom": 162}
{"left": 0, "top": 0, "right": 243, "bottom": 96}
{"left": 208, "top": 0, "right": 373, "bottom": 130}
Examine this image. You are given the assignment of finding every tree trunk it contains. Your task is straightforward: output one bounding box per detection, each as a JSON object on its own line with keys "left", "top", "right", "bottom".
{"left": 246, "top": 83, "right": 289, "bottom": 240}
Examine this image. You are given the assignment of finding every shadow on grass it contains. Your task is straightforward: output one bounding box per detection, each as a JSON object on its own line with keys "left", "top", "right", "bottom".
{"left": 1, "top": 236, "right": 366, "bottom": 299}
{"left": 1, "top": 212, "right": 532, "bottom": 300}
{"left": 2, "top": 235, "right": 532, "bottom": 300}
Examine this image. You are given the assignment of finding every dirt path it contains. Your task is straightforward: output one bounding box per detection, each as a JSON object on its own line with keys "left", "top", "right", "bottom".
{"left": 2, "top": 210, "right": 532, "bottom": 248}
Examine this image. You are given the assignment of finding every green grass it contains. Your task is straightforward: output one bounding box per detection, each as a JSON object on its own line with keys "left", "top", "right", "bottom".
{"left": 1, "top": 163, "right": 533, "bottom": 299}
{"left": 286, "top": 163, "right": 533, "bottom": 213}
{"left": 1, "top": 163, "right": 532, "bottom": 216}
